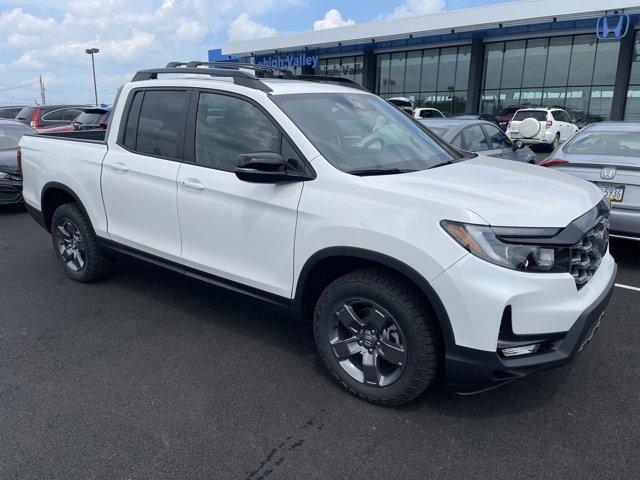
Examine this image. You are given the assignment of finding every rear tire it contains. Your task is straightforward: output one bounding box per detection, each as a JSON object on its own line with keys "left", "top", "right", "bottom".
{"left": 51, "top": 203, "right": 114, "bottom": 282}
{"left": 548, "top": 134, "right": 560, "bottom": 152}
{"left": 313, "top": 268, "right": 439, "bottom": 406}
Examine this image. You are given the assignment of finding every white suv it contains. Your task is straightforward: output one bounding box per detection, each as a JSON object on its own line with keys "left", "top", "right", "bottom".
{"left": 20, "top": 63, "right": 616, "bottom": 405}
{"left": 508, "top": 107, "right": 579, "bottom": 151}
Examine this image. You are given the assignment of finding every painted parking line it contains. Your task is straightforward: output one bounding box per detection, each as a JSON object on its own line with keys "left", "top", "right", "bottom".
{"left": 615, "top": 283, "right": 640, "bottom": 292}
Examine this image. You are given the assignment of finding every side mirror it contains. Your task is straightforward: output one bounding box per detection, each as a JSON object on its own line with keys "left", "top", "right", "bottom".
{"left": 512, "top": 139, "right": 525, "bottom": 151}
{"left": 235, "top": 152, "right": 313, "bottom": 184}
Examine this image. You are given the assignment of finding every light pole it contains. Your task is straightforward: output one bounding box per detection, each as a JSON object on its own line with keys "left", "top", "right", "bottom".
{"left": 85, "top": 48, "right": 99, "bottom": 106}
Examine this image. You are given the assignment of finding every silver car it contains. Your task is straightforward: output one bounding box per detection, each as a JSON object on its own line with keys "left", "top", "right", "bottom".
{"left": 420, "top": 119, "right": 537, "bottom": 163}
{"left": 539, "top": 122, "right": 640, "bottom": 240}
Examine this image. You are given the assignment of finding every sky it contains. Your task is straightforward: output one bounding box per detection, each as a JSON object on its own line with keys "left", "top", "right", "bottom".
{"left": 0, "top": 0, "right": 512, "bottom": 106}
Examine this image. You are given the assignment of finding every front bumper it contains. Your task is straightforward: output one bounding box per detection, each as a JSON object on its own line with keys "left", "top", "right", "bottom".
{"left": 445, "top": 263, "right": 616, "bottom": 393}
{"left": 0, "top": 176, "right": 23, "bottom": 205}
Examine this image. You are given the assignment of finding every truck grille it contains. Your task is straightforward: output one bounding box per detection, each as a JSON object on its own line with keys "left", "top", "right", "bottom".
{"left": 569, "top": 218, "right": 609, "bottom": 289}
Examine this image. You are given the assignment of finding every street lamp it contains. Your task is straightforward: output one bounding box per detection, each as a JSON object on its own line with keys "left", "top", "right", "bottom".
{"left": 85, "top": 48, "right": 99, "bottom": 106}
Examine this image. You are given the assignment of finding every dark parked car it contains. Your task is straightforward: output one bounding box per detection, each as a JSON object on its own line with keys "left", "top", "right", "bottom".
{"left": 14, "top": 104, "right": 92, "bottom": 132}
{"left": 0, "top": 120, "right": 35, "bottom": 205}
{"left": 0, "top": 105, "right": 26, "bottom": 120}
{"left": 420, "top": 118, "right": 536, "bottom": 163}
{"left": 455, "top": 113, "right": 500, "bottom": 127}
{"left": 42, "top": 106, "right": 112, "bottom": 133}
{"left": 495, "top": 105, "right": 526, "bottom": 130}
{"left": 74, "top": 106, "right": 111, "bottom": 130}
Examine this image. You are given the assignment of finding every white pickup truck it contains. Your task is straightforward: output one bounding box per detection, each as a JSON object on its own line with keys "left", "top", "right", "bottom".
{"left": 20, "top": 63, "right": 616, "bottom": 405}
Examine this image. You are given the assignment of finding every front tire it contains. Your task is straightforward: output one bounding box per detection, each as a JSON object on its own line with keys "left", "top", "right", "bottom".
{"left": 313, "top": 268, "right": 439, "bottom": 406}
{"left": 51, "top": 203, "right": 114, "bottom": 282}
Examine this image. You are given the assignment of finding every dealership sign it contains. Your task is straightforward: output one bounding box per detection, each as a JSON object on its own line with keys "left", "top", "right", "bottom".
{"left": 256, "top": 53, "right": 319, "bottom": 69}
{"left": 596, "top": 14, "right": 630, "bottom": 40}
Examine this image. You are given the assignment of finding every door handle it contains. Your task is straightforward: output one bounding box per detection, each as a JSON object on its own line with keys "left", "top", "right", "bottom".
{"left": 181, "top": 178, "right": 205, "bottom": 191}
{"left": 109, "top": 162, "right": 129, "bottom": 172}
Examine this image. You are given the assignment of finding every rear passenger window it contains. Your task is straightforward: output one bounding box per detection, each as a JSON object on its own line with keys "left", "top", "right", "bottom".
{"left": 43, "top": 109, "right": 65, "bottom": 121}
{"left": 461, "top": 125, "right": 488, "bottom": 151}
{"left": 195, "top": 92, "right": 279, "bottom": 172}
{"left": 63, "top": 109, "right": 82, "bottom": 121}
{"left": 135, "top": 90, "right": 189, "bottom": 159}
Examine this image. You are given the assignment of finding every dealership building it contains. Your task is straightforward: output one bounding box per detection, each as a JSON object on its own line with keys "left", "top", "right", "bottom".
{"left": 215, "top": 0, "right": 640, "bottom": 123}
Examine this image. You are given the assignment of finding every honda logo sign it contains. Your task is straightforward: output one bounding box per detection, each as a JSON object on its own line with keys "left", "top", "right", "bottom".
{"left": 600, "top": 167, "right": 617, "bottom": 180}
{"left": 596, "top": 14, "right": 630, "bottom": 40}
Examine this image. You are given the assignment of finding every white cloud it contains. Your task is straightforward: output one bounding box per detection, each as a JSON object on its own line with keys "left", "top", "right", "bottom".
{"left": 387, "top": 0, "right": 445, "bottom": 19}
{"left": 227, "top": 13, "right": 277, "bottom": 42}
{"left": 313, "top": 9, "right": 355, "bottom": 31}
{"left": 0, "top": 1, "right": 292, "bottom": 105}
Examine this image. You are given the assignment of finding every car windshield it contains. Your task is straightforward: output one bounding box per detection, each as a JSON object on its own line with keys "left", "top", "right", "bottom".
{"left": 564, "top": 131, "right": 640, "bottom": 157}
{"left": 0, "top": 124, "right": 32, "bottom": 150}
{"left": 74, "top": 112, "right": 103, "bottom": 126}
{"left": 272, "top": 93, "right": 455, "bottom": 174}
{"left": 512, "top": 110, "right": 547, "bottom": 122}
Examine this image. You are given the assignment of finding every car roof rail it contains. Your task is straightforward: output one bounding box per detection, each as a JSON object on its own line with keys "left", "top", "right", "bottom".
{"left": 183, "top": 61, "right": 295, "bottom": 79}
{"left": 133, "top": 61, "right": 369, "bottom": 92}
{"left": 294, "top": 74, "right": 368, "bottom": 91}
{"left": 131, "top": 67, "right": 273, "bottom": 92}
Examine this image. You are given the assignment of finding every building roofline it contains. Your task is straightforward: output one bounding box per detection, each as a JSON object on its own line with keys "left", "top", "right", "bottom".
{"left": 221, "top": 0, "right": 639, "bottom": 56}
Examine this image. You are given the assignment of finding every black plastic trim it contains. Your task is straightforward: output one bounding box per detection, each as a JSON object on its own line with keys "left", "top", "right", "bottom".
{"left": 40, "top": 182, "right": 91, "bottom": 232}
{"left": 494, "top": 199, "right": 610, "bottom": 246}
{"left": 25, "top": 203, "right": 46, "bottom": 229}
{"left": 131, "top": 67, "right": 273, "bottom": 93}
{"left": 293, "top": 247, "right": 455, "bottom": 346}
{"left": 96, "top": 238, "right": 294, "bottom": 314}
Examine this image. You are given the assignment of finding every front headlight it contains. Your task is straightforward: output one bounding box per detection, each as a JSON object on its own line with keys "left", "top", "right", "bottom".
{"left": 441, "top": 220, "right": 565, "bottom": 272}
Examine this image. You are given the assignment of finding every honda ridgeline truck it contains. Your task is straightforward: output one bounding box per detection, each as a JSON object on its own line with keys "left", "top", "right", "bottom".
{"left": 19, "top": 63, "right": 616, "bottom": 405}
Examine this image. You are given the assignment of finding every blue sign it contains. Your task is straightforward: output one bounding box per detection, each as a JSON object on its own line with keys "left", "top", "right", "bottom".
{"left": 256, "top": 53, "right": 318, "bottom": 69}
{"left": 596, "top": 14, "right": 630, "bottom": 40}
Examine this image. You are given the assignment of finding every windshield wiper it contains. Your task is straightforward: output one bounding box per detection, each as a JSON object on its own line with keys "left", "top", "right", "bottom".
{"left": 428, "top": 160, "right": 455, "bottom": 169}
{"left": 347, "top": 168, "right": 417, "bottom": 176}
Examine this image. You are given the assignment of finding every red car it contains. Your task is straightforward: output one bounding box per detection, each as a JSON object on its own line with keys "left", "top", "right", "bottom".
{"left": 495, "top": 105, "right": 525, "bottom": 131}
{"left": 14, "top": 104, "right": 92, "bottom": 133}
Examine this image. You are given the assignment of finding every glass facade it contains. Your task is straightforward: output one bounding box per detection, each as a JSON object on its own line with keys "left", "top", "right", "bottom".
{"left": 481, "top": 34, "right": 620, "bottom": 123}
{"left": 625, "top": 31, "right": 640, "bottom": 122}
{"left": 375, "top": 45, "right": 471, "bottom": 116}
{"left": 317, "top": 56, "right": 364, "bottom": 86}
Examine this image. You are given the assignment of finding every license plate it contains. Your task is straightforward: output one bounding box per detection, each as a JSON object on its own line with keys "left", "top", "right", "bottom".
{"left": 596, "top": 183, "right": 625, "bottom": 202}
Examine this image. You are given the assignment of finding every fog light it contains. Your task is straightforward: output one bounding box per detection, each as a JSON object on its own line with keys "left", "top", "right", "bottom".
{"left": 501, "top": 344, "right": 539, "bottom": 357}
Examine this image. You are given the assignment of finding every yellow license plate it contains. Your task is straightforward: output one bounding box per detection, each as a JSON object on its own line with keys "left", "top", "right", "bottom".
{"left": 597, "top": 183, "right": 625, "bottom": 202}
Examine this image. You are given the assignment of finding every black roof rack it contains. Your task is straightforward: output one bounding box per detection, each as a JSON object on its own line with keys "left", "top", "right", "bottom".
{"left": 131, "top": 61, "right": 368, "bottom": 92}
{"left": 131, "top": 67, "right": 273, "bottom": 92}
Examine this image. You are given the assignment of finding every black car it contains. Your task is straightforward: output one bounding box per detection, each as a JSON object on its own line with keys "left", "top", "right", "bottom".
{"left": 0, "top": 105, "right": 26, "bottom": 120}
{"left": 0, "top": 120, "right": 35, "bottom": 205}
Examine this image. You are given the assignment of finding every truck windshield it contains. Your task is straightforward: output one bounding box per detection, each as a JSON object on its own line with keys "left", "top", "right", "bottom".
{"left": 272, "top": 93, "right": 456, "bottom": 175}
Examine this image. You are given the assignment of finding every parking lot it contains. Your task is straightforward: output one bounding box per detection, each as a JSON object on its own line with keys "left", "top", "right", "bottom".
{"left": 1, "top": 203, "right": 638, "bottom": 480}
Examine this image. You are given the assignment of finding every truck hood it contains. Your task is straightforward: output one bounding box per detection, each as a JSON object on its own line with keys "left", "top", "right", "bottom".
{"left": 0, "top": 149, "right": 18, "bottom": 174}
{"left": 363, "top": 156, "right": 604, "bottom": 228}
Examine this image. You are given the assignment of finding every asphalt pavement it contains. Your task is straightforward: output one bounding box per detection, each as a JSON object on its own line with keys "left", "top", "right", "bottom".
{"left": 1, "top": 204, "right": 639, "bottom": 480}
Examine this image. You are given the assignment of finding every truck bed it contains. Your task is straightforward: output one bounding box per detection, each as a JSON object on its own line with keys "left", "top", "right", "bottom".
{"left": 20, "top": 131, "right": 110, "bottom": 236}
{"left": 27, "top": 129, "right": 107, "bottom": 143}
